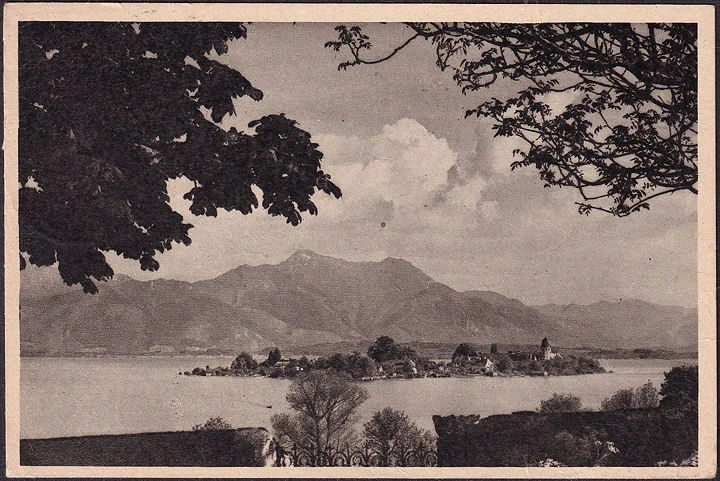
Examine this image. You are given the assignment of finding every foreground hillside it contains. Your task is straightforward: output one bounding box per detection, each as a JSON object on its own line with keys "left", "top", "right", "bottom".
{"left": 433, "top": 408, "right": 697, "bottom": 466}
{"left": 20, "top": 251, "right": 697, "bottom": 356}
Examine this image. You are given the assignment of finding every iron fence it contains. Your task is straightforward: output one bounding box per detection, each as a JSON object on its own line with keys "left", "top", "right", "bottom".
{"left": 275, "top": 442, "right": 438, "bottom": 467}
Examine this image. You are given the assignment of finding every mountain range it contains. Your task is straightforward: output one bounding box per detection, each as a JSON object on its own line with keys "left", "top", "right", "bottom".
{"left": 19, "top": 250, "right": 698, "bottom": 356}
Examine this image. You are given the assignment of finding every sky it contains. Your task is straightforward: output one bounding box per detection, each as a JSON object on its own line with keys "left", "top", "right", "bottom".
{"left": 109, "top": 23, "right": 698, "bottom": 308}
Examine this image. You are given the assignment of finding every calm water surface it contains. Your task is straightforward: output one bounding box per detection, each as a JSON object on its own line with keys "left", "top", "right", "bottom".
{"left": 20, "top": 357, "right": 696, "bottom": 439}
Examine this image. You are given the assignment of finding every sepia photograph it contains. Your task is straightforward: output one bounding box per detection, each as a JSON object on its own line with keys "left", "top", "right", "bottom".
{"left": 3, "top": 3, "right": 716, "bottom": 478}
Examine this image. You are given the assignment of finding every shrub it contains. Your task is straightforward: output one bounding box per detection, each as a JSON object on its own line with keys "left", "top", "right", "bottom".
{"left": 329, "top": 352, "right": 349, "bottom": 371}
{"left": 632, "top": 382, "right": 660, "bottom": 408}
{"left": 601, "top": 388, "right": 635, "bottom": 410}
{"left": 538, "top": 393, "right": 583, "bottom": 413}
{"left": 545, "top": 430, "right": 597, "bottom": 466}
{"left": 544, "top": 355, "right": 605, "bottom": 376}
{"left": 363, "top": 407, "right": 436, "bottom": 466}
{"left": 659, "top": 365, "right": 698, "bottom": 412}
{"left": 192, "top": 417, "right": 232, "bottom": 431}
{"left": 347, "top": 353, "right": 377, "bottom": 379}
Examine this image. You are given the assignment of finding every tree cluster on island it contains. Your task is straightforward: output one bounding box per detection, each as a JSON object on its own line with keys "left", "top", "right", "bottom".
{"left": 185, "top": 337, "right": 410, "bottom": 379}
{"left": 184, "top": 336, "right": 604, "bottom": 379}
{"left": 441, "top": 341, "right": 604, "bottom": 376}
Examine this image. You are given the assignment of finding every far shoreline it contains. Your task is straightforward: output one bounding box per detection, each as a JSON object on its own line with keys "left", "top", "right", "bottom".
{"left": 19, "top": 350, "right": 700, "bottom": 360}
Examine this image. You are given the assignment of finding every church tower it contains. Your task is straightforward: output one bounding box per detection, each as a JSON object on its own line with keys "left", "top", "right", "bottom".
{"left": 540, "top": 337, "right": 552, "bottom": 360}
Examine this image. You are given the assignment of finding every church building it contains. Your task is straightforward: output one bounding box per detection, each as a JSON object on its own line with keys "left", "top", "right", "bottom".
{"left": 529, "top": 337, "right": 559, "bottom": 361}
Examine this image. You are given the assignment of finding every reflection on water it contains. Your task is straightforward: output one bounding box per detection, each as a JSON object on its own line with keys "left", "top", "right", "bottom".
{"left": 20, "top": 356, "right": 696, "bottom": 438}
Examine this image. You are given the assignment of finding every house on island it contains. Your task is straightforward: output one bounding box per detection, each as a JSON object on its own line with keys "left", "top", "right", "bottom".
{"left": 273, "top": 360, "right": 303, "bottom": 374}
{"left": 476, "top": 357, "right": 494, "bottom": 370}
{"left": 379, "top": 359, "right": 418, "bottom": 377}
{"left": 451, "top": 349, "right": 495, "bottom": 373}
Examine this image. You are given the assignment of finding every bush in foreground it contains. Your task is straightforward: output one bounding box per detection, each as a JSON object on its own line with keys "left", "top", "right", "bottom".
{"left": 363, "top": 407, "right": 435, "bottom": 466}
{"left": 192, "top": 417, "right": 232, "bottom": 431}
{"left": 659, "top": 365, "right": 698, "bottom": 412}
{"left": 601, "top": 382, "right": 659, "bottom": 410}
{"left": 538, "top": 393, "right": 583, "bottom": 413}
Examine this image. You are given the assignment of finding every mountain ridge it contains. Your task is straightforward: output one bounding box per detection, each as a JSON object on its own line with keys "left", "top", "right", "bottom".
{"left": 20, "top": 251, "right": 698, "bottom": 355}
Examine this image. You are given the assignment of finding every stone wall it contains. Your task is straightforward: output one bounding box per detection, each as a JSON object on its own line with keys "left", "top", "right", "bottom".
{"left": 20, "top": 428, "right": 275, "bottom": 466}
{"left": 433, "top": 408, "right": 697, "bottom": 467}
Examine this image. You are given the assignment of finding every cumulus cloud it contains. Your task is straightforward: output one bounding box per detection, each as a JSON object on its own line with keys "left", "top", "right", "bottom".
{"left": 313, "top": 118, "right": 466, "bottom": 227}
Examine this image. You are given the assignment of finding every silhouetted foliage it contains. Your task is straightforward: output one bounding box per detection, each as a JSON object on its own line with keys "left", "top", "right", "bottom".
{"left": 328, "top": 23, "right": 697, "bottom": 217}
{"left": 192, "top": 417, "right": 232, "bottom": 431}
{"left": 633, "top": 381, "right": 660, "bottom": 408}
{"left": 453, "top": 343, "right": 479, "bottom": 357}
{"left": 363, "top": 408, "right": 436, "bottom": 466}
{"left": 435, "top": 408, "right": 695, "bottom": 467}
{"left": 601, "top": 381, "right": 660, "bottom": 411}
{"left": 21, "top": 428, "right": 274, "bottom": 466}
{"left": 19, "top": 22, "right": 341, "bottom": 292}
{"left": 601, "top": 388, "right": 635, "bottom": 411}
{"left": 298, "top": 356, "right": 313, "bottom": 371}
{"left": 538, "top": 393, "right": 583, "bottom": 413}
{"left": 490, "top": 343, "right": 499, "bottom": 354}
{"left": 328, "top": 352, "right": 349, "bottom": 371}
{"left": 343, "top": 352, "right": 378, "bottom": 379}
{"left": 659, "top": 365, "right": 698, "bottom": 411}
{"left": 548, "top": 431, "right": 593, "bottom": 466}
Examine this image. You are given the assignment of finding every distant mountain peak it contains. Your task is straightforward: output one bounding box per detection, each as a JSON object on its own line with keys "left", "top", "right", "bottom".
{"left": 381, "top": 256, "right": 413, "bottom": 265}
{"left": 283, "top": 250, "right": 330, "bottom": 264}
{"left": 291, "top": 249, "right": 318, "bottom": 259}
{"left": 113, "top": 273, "right": 135, "bottom": 283}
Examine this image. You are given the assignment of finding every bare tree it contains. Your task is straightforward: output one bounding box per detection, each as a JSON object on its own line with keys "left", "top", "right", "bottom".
{"left": 271, "top": 371, "right": 369, "bottom": 457}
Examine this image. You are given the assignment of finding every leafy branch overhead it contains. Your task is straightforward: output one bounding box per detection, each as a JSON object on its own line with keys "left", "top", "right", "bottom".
{"left": 19, "top": 22, "right": 341, "bottom": 292}
{"left": 327, "top": 23, "right": 697, "bottom": 216}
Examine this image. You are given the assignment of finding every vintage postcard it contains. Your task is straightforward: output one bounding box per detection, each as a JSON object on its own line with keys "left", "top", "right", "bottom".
{"left": 3, "top": 2, "right": 716, "bottom": 478}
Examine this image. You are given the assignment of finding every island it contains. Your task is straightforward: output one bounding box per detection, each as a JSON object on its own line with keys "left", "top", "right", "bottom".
{"left": 183, "top": 336, "right": 605, "bottom": 380}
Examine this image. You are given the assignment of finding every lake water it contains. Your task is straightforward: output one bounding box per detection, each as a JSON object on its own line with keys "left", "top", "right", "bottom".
{"left": 19, "top": 357, "right": 696, "bottom": 439}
